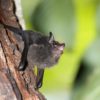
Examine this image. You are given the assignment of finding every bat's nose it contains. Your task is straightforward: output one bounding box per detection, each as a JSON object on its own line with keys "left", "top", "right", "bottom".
{"left": 59, "top": 43, "right": 65, "bottom": 51}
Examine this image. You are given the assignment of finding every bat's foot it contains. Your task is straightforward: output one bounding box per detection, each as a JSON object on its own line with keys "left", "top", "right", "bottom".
{"left": 35, "top": 81, "right": 42, "bottom": 90}
{"left": 35, "top": 68, "right": 44, "bottom": 90}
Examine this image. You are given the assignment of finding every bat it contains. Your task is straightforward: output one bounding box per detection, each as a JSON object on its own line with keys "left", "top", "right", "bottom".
{"left": 2, "top": 23, "right": 65, "bottom": 89}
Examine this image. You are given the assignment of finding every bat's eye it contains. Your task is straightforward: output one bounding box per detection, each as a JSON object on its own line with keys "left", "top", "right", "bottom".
{"left": 52, "top": 41, "right": 59, "bottom": 46}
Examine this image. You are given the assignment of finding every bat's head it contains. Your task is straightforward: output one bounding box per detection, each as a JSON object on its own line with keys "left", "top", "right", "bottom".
{"left": 27, "top": 32, "right": 65, "bottom": 69}
{"left": 48, "top": 32, "right": 65, "bottom": 63}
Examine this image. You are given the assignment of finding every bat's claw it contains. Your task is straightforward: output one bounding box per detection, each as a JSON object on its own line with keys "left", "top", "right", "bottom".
{"left": 18, "top": 65, "right": 24, "bottom": 71}
{"left": 18, "top": 61, "right": 28, "bottom": 71}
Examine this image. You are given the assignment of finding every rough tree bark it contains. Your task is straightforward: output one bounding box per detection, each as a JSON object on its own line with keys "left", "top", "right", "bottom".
{"left": 0, "top": 0, "right": 46, "bottom": 100}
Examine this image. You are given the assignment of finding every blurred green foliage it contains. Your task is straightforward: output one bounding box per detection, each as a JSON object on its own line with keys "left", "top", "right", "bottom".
{"left": 21, "top": 0, "right": 100, "bottom": 99}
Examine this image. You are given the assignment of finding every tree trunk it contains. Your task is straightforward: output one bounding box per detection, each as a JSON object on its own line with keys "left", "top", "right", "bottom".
{"left": 0, "top": 0, "right": 46, "bottom": 100}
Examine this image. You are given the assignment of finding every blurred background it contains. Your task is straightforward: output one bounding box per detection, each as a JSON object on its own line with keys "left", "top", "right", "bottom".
{"left": 21, "top": 0, "right": 100, "bottom": 100}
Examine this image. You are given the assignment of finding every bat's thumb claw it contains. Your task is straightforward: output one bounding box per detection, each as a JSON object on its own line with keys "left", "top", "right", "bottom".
{"left": 18, "top": 61, "right": 28, "bottom": 71}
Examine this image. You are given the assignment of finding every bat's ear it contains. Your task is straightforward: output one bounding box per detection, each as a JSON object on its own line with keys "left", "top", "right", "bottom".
{"left": 49, "top": 32, "right": 54, "bottom": 43}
